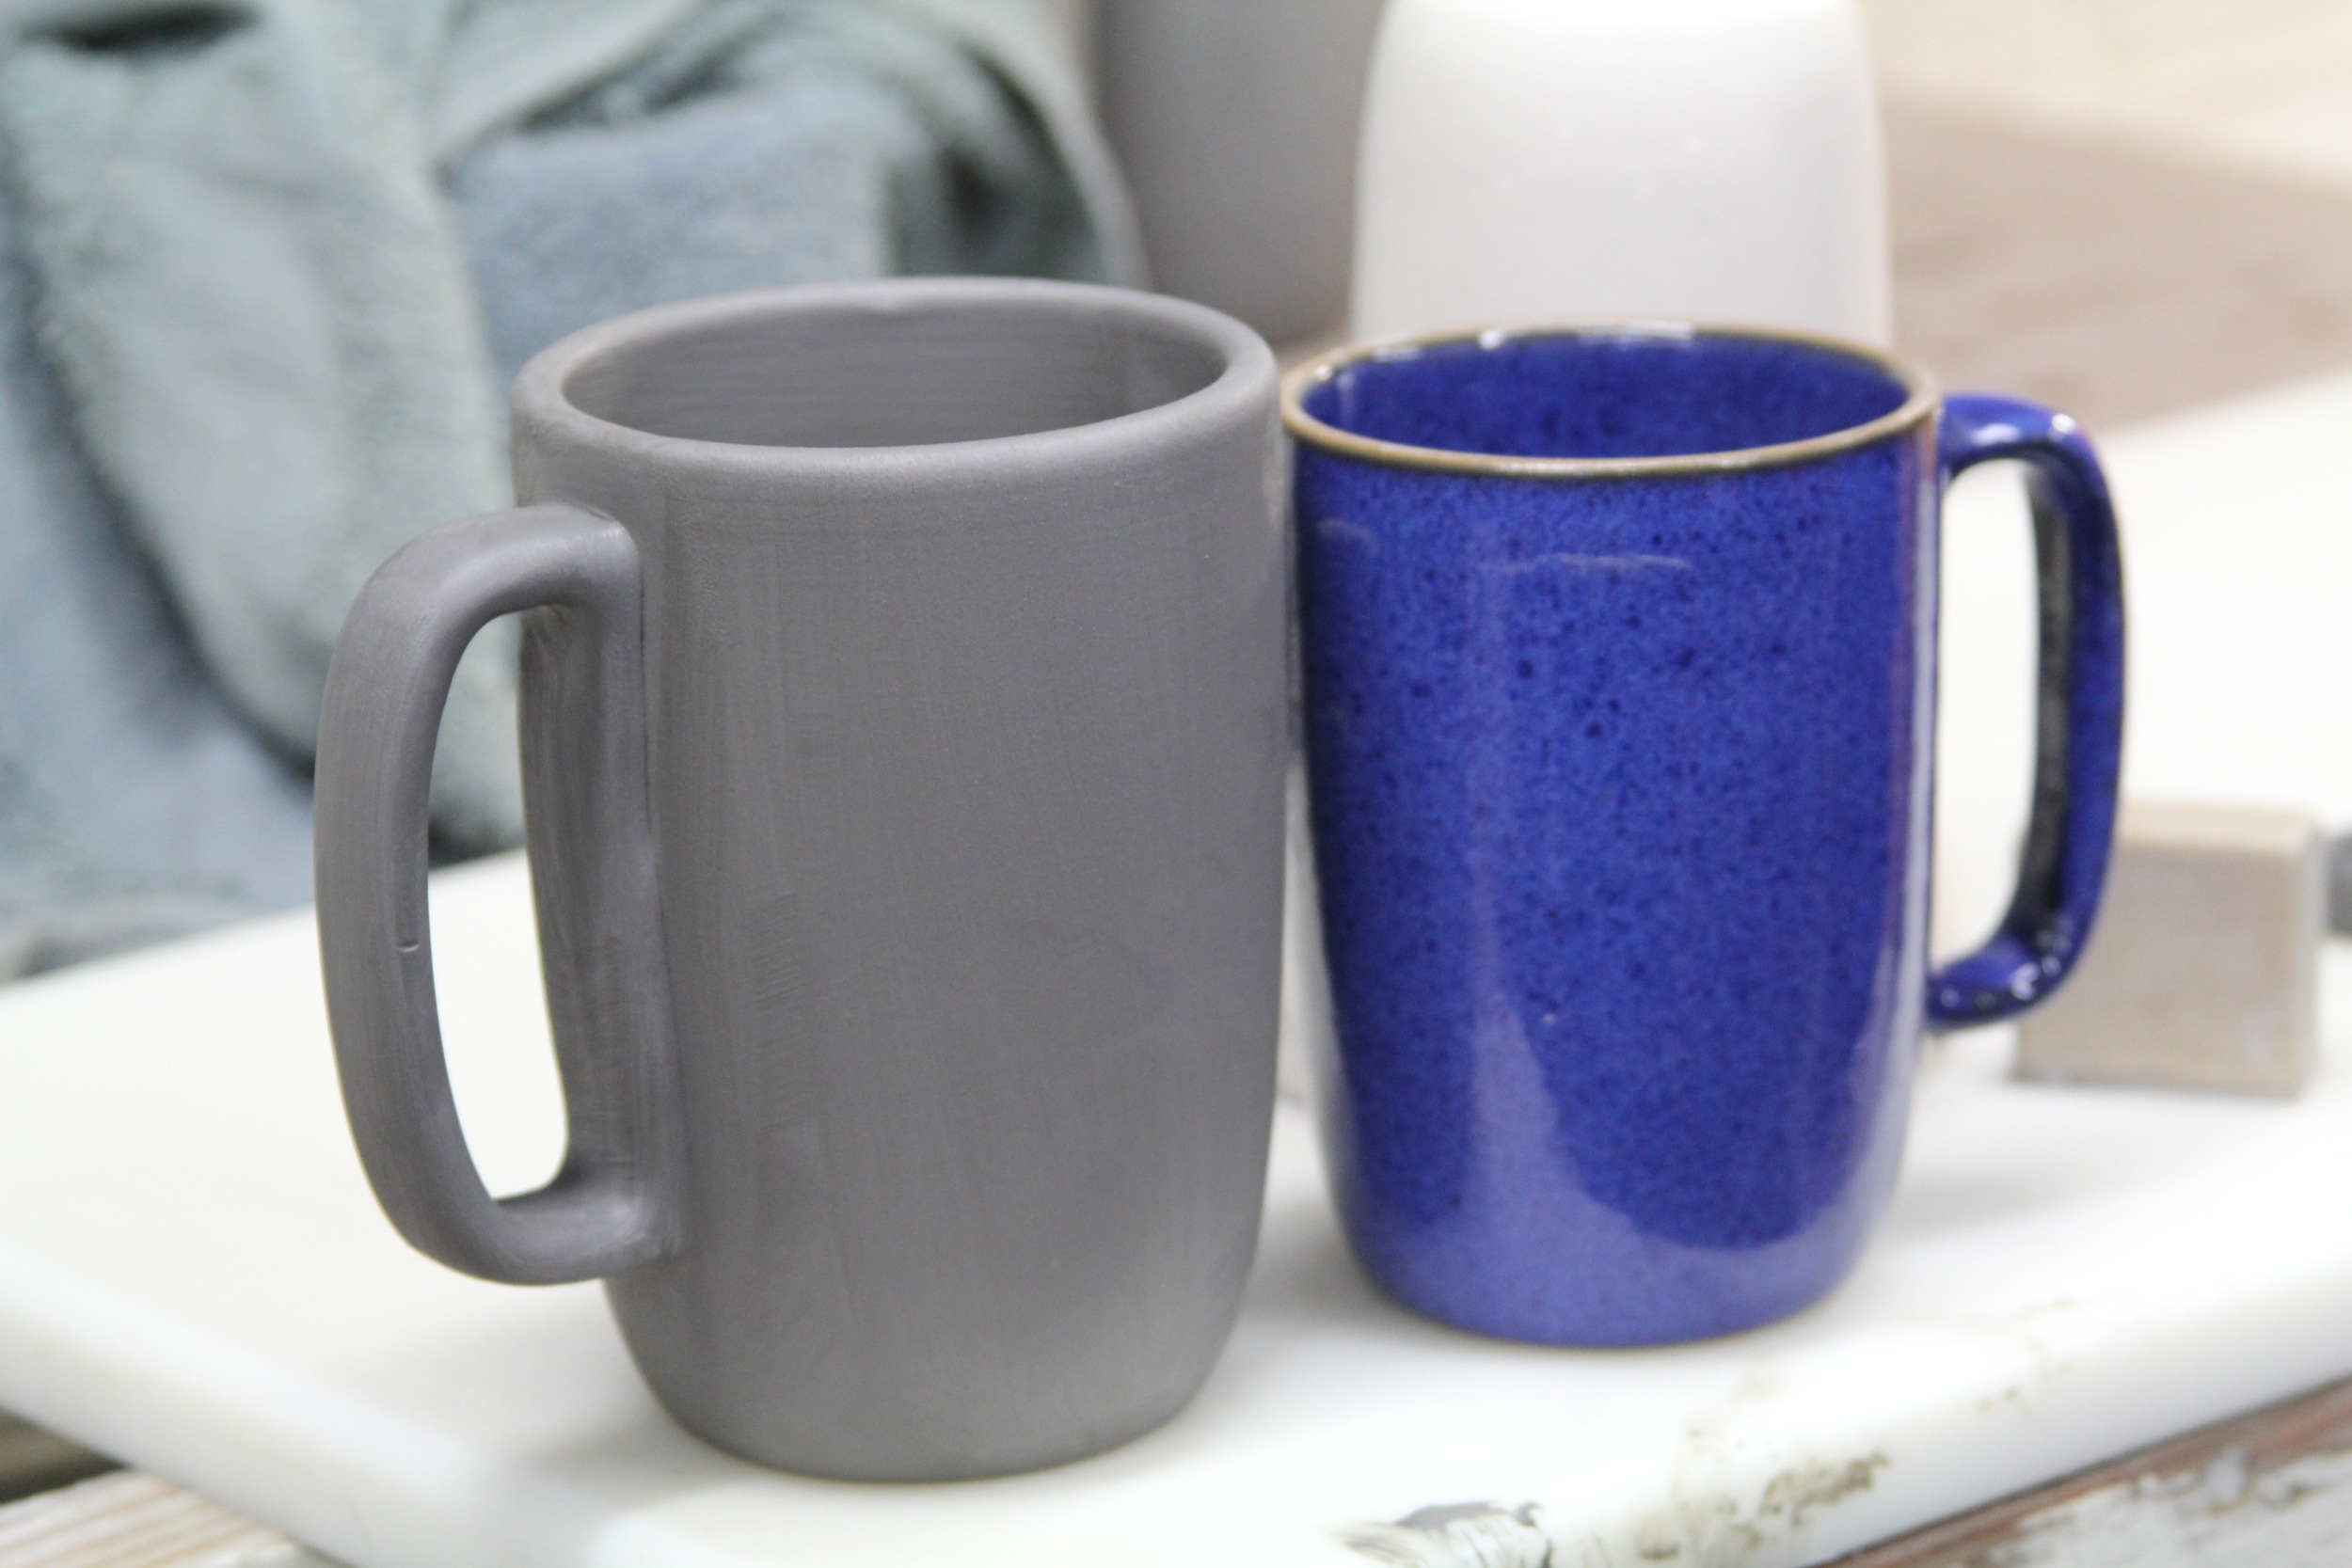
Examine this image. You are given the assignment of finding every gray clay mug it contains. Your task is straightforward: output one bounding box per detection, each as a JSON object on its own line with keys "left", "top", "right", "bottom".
{"left": 312, "top": 278, "right": 1287, "bottom": 1481}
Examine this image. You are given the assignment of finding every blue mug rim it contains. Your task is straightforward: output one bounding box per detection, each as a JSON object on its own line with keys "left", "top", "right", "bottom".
{"left": 1281, "top": 320, "right": 1941, "bottom": 480}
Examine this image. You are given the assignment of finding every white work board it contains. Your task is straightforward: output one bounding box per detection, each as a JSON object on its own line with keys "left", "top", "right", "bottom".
{"left": 1, "top": 369, "right": 2351, "bottom": 1567}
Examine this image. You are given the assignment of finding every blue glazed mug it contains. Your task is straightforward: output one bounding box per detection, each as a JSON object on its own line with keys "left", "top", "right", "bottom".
{"left": 1285, "top": 324, "right": 2124, "bottom": 1345}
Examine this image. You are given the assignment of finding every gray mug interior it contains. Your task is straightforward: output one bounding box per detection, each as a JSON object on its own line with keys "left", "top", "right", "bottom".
{"left": 561, "top": 294, "right": 1231, "bottom": 450}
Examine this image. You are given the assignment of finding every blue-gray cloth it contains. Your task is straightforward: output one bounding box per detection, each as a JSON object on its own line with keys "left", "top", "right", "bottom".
{"left": 0, "top": 0, "right": 1137, "bottom": 977}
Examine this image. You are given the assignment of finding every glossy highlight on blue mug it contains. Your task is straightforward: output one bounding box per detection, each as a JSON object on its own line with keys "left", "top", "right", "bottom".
{"left": 1288, "top": 325, "right": 2123, "bottom": 1346}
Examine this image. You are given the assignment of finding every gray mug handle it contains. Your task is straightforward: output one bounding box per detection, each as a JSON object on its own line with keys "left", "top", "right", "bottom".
{"left": 315, "top": 505, "right": 685, "bottom": 1285}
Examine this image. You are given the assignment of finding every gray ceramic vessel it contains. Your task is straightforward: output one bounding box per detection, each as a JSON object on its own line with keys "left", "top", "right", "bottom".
{"left": 1096, "top": 0, "right": 1388, "bottom": 344}
{"left": 313, "top": 278, "right": 1288, "bottom": 1481}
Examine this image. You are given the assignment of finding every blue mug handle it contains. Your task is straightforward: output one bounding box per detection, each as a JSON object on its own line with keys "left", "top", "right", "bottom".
{"left": 1928, "top": 394, "right": 2126, "bottom": 1027}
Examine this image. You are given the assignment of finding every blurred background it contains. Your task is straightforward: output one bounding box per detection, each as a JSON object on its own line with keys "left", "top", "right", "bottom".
{"left": 5, "top": 0, "right": 2350, "bottom": 987}
{"left": 1867, "top": 0, "right": 2352, "bottom": 428}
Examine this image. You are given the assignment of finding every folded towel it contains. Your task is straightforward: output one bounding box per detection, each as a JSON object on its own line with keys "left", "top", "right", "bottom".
{"left": 447, "top": 0, "right": 1139, "bottom": 388}
{"left": 0, "top": 187, "right": 317, "bottom": 978}
{"left": 0, "top": 0, "right": 1136, "bottom": 976}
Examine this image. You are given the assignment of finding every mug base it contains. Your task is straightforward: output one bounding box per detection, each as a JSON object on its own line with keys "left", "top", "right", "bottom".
{"left": 655, "top": 1384, "right": 1204, "bottom": 1483}
{"left": 609, "top": 1275, "right": 1243, "bottom": 1483}
{"left": 1341, "top": 1205, "right": 1876, "bottom": 1349}
{"left": 1363, "top": 1259, "right": 1852, "bottom": 1349}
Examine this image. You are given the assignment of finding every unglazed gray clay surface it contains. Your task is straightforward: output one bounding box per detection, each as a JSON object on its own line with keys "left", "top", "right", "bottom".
{"left": 314, "top": 278, "right": 1287, "bottom": 1481}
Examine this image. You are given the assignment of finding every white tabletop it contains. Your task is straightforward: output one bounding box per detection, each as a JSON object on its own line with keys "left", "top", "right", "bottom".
{"left": 3, "top": 368, "right": 2352, "bottom": 1568}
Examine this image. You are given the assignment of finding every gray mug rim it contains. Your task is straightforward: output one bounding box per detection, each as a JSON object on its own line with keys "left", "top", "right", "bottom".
{"left": 1281, "top": 319, "right": 1942, "bottom": 479}
{"left": 511, "top": 277, "right": 1276, "bottom": 482}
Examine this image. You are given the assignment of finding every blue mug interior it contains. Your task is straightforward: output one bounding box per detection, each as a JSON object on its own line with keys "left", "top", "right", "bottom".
{"left": 1300, "top": 328, "right": 1912, "bottom": 460}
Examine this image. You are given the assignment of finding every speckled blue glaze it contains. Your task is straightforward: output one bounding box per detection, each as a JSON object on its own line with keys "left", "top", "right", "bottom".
{"left": 1289, "top": 327, "right": 2123, "bottom": 1346}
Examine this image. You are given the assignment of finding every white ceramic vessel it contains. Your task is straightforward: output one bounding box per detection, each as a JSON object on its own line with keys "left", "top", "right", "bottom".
{"left": 1351, "top": 0, "right": 1892, "bottom": 344}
